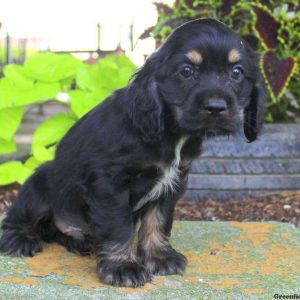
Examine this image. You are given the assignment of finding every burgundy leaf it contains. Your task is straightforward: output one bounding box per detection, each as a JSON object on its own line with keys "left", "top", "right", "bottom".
{"left": 184, "top": 0, "right": 195, "bottom": 9}
{"left": 262, "top": 51, "right": 296, "bottom": 99}
{"left": 252, "top": 5, "right": 280, "bottom": 49}
{"left": 139, "top": 27, "right": 154, "bottom": 40}
{"left": 242, "top": 34, "right": 259, "bottom": 50}
{"left": 154, "top": 2, "right": 173, "bottom": 14}
{"left": 220, "top": 0, "right": 238, "bottom": 15}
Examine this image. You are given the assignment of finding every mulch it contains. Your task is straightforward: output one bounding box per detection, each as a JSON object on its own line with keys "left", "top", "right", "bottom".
{"left": 0, "top": 184, "right": 19, "bottom": 214}
{"left": 0, "top": 184, "right": 299, "bottom": 228}
{"left": 175, "top": 192, "right": 300, "bottom": 228}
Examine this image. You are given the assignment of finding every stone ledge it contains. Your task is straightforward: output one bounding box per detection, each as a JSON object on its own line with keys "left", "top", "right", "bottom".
{"left": 188, "top": 174, "right": 300, "bottom": 190}
{"left": 0, "top": 215, "right": 299, "bottom": 299}
{"left": 186, "top": 124, "right": 300, "bottom": 199}
{"left": 190, "top": 158, "right": 300, "bottom": 175}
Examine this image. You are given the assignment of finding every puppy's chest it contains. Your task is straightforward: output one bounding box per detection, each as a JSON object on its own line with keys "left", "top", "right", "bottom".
{"left": 133, "top": 136, "right": 191, "bottom": 211}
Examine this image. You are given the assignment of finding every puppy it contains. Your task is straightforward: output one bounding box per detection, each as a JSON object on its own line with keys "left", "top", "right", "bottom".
{"left": 0, "top": 19, "right": 264, "bottom": 287}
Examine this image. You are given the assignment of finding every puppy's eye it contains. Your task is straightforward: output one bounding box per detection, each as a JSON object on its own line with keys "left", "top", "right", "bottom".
{"left": 180, "top": 66, "right": 194, "bottom": 78}
{"left": 231, "top": 66, "right": 243, "bottom": 79}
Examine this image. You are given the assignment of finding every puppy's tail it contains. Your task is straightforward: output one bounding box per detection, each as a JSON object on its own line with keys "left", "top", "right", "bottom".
{"left": 0, "top": 163, "right": 54, "bottom": 257}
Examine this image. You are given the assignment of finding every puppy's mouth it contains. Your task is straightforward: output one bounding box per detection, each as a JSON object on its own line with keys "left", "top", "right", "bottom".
{"left": 182, "top": 117, "right": 237, "bottom": 135}
{"left": 173, "top": 107, "right": 240, "bottom": 136}
{"left": 181, "top": 124, "right": 235, "bottom": 138}
{"left": 201, "top": 126, "right": 234, "bottom": 138}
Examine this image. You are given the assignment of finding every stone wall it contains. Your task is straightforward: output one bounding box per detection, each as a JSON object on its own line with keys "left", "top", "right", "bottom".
{"left": 185, "top": 124, "right": 300, "bottom": 200}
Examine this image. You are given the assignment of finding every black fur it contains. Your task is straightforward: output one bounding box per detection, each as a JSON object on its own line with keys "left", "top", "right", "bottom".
{"left": 0, "top": 19, "right": 264, "bottom": 287}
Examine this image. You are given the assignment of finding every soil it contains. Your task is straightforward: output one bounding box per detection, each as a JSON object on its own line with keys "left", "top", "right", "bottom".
{"left": 0, "top": 184, "right": 299, "bottom": 228}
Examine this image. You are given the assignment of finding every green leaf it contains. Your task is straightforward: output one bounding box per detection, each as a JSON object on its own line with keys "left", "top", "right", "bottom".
{"left": 18, "top": 166, "right": 34, "bottom": 184}
{"left": 102, "top": 55, "right": 136, "bottom": 83}
{"left": 98, "top": 55, "right": 136, "bottom": 90}
{"left": 96, "top": 60, "right": 122, "bottom": 91}
{"left": 0, "top": 78, "right": 60, "bottom": 108}
{"left": 76, "top": 64, "right": 108, "bottom": 93}
{"left": 32, "top": 113, "right": 75, "bottom": 148}
{"left": 103, "top": 54, "right": 136, "bottom": 70}
{"left": 0, "top": 107, "right": 24, "bottom": 141}
{"left": 0, "top": 138, "right": 16, "bottom": 155}
{"left": 32, "top": 145, "right": 56, "bottom": 162}
{"left": 24, "top": 52, "right": 82, "bottom": 83}
{"left": 3, "top": 64, "right": 33, "bottom": 87}
{"left": 0, "top": 161, "right": 23, "bottom": 185}
{"left": 76, "top": 55, "right": 136, "bottom": 94}
{"left": 69, "top": 90, "right": 109, "bottom": 118}
{"left": 24, "top": 156, "right": 43, "bottom": 170}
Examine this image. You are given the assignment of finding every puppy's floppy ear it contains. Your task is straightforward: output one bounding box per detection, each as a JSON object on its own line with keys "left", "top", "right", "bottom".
{"left": 244, "top": 73, "right": 265, "bottom": 143}
{"left": 126, "top": 55, "right": 164, "bottom": 143}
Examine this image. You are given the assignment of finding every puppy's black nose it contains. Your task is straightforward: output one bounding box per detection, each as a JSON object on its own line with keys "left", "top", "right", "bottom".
{"left": 205, "top": 98, "right": 227, "bottom": 116}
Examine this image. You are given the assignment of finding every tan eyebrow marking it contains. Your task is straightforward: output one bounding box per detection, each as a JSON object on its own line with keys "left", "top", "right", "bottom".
{"left": 186, "top": 50, "right": 203, "bottom": 64}
{"left": 228, "top": 49, "right": 241, "bottom": 63}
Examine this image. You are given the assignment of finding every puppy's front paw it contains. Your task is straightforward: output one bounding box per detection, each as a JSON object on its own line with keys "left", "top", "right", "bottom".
{"left": 140, "top": 247, "right": 187, "bottom": 276}
{"left": 98, "top": 260, "right": 152, "bottom": 287}
{"left": 0, "top": 229, "right": 42, "bottom": 257}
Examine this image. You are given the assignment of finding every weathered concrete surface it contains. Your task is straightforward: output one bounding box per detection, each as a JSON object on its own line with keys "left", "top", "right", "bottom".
{"left": 0, "top": 216, "right": 299, "bottom": 299}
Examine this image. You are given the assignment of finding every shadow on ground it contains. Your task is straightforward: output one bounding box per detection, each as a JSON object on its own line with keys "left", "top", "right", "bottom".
{"left": 0, "top": 215, "right": 299, "bottom": 299}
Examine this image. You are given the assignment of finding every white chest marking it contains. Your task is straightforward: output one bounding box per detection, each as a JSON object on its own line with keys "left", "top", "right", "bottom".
{"left": 133, "top": 136, "right": 189, "bottom": 211}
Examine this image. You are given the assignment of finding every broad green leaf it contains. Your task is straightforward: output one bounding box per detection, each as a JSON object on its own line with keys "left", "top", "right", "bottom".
{"left": 0, "top": 161, "right": 23, "bottom": 185}
{"left": 76, "top": 64, "right": 108, "bottom": 93}
{"left": 24, "top": 156, "right": 43, "bottom": 170}
{"left": 24, "top": 52, "right": 82, "bottom": 83}
{"left": 24, "top": 156, "right": 42, "bottom": 170}
{"left": 0, "top": 107, "right": 24, "bottom": 141}
{"left": 32, "top": 145, "right": 55, "bottom": 162}
{"left": 103, "top": 54, "right": 136, "bottom": 71}
{"left": 32, "top": 113, "right": 75, "bottom": 148}
{"left": 69, "top": 90, "right": 109, "bottom": 118}
{"left": 96, "top": 60, "right": 122, "bottom": 91}
{"left": 0, "top": 138, "right": 16, "bottom": 155}
{"left": 98, "top": 54, "right": 136, "bottom": 90}
{"left": 76, "top": 55, "right": 136, "bottom": 94}
{"left": 3, "top": 64, "right": 33, "bottom": 87}
{"left": 18, "top": 166, "right": 34, "bottom": 184}
{"left": 0, "top": 78, "right": 60, "bottom": 108}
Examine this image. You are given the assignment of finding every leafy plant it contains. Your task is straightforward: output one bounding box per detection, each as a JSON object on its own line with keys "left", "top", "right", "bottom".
{"left": 141, "top": 0, "right": 300, "bottom": 122}
{"left": 251, "top": 1, "right": 299, "bottom": 122}
{"left": 0, "top": 52, "right": 136, "bottom": 185}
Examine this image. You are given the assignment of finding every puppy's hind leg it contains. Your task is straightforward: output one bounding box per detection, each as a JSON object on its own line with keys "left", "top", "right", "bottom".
{"left": 52, "top": 217, "right": 93, "bottom": 255}
{"left": 52, "top": 232, "right": 92, "bottom": 255}
{"left": 0, "top": 164, "right": 53, "bottom": 257}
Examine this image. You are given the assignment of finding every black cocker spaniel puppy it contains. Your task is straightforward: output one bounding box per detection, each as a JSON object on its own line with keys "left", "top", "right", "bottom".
{"left": 0, "top": 19, "right": 264, "bottom": 287}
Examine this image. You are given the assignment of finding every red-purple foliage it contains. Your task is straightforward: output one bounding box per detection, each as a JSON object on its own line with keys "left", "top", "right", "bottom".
{"left": 262, "top": 51, "right": 296, "bottom": 97}
{"left": 252, "top": 5, "right": 280, "bottom": 49}
{"left": 153, "top": 2, "right": 173, "bottom": 15}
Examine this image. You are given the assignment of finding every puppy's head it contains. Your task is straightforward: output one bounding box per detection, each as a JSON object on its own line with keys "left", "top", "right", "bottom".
{"left": 128, "top": 19, "right": 265, "bottom": 142}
